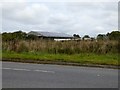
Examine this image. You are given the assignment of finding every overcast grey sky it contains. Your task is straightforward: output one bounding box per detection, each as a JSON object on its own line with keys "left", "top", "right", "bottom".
{"left": 0, "top": 0, "right": 118, "bottom": 37}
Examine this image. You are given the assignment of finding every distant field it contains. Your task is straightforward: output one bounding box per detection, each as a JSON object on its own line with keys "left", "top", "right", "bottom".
{"left": 2, "top": 51, "right": 119, "bottom": 66}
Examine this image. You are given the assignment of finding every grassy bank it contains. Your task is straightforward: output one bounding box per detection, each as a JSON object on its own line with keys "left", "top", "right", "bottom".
{"left": 2, "top": 51, "right": 119, "bottom": 66}
{"left": 2, "top": 40, "right": 119, "bottom": 66}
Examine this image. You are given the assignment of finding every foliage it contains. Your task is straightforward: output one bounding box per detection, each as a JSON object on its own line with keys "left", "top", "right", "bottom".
{"left": 107, "top": 31, "right": 120, "bottom": 40}
{"left": 2, "top": 30, "right": 119, "bottom": 66}
{"left": 2, "top": 31, "right": 27, "bottom": 41}
{"left": 97, "top": 34, "right": 107, "bottom": 40}
{"left": 97, "top": 31, "right": 120, "bottom": 41}
{"left": 82, "top": 35, "right": 90, "bottom": 40}
{"left": 26, "top": 34, "right": 39, "bottom": 40}
{"left": 73, "top": 34, "right": 80, "bottom": 38}
{"left": 2, "top": 30, "right": 120, "bottom": 41}
{"left": 83, "top": 35, "right": 90, "bottom": 38}
{"left": 2, "top": 30, "right": 39, "bottom": 41}
{"left": 2, "top": 30, "right": 119, "bottom": 54}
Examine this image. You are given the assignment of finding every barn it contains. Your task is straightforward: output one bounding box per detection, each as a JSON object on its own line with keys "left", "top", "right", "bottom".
{"left": 28, "top": 31, "right": 73, "bottom": 41}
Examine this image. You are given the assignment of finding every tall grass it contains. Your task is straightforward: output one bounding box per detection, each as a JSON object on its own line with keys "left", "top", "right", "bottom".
{"left": 2, "top": 40, "right": 119, "bottom": 54}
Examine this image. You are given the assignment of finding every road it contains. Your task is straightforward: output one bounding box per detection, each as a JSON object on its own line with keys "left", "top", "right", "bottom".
{"left": 2, "top": 62, "right": 118, "bottom": 88}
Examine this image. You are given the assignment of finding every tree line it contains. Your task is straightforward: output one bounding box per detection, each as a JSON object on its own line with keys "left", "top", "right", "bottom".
{"left": 97, "top": 31, "right": 120, "bottom": 40}
{"left": 2, "top": 31, "right": 38, "bottom": 41}
{"left": 73, "top": 31, "right": 120, "bottom": 41}
{"left": 1, "top": 30, "right": 120, "bottom": 41}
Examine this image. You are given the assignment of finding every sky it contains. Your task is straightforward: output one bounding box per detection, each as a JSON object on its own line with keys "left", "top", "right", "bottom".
{"left": 0, "top": 0, "right": 119, "bottom": 37}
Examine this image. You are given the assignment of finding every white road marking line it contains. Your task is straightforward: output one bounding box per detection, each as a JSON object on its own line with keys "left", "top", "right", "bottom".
{"left": 34, "top": 70, "right": 55, "bottom": 73}
{"left": 2, "top": 68, "right": 11, "bottom": 70}
{"left": 3, "top": 68, "right": 31, "bottom": 71}
{"left": 12, "top": 68, "right": 31, "bottom": 71}
{"left": 2, "top": 68, "right": 55, "bottom": 73}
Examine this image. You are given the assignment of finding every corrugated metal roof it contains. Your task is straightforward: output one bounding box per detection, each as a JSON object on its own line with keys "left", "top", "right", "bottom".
{"left": 28, "top": 31, "right": 73, "bottom": 38}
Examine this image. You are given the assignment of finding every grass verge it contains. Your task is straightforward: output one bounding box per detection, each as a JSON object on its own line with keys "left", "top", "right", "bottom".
{"left": 2, "top": 51, "right": 119, "bottom": 66}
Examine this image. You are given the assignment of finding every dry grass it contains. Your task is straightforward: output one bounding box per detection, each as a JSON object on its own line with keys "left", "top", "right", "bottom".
{"left": 2, "top": 40, "right": 119, "bottom": 54}
{"left": 2, "top": 40, "right": 119, "bottom": 66}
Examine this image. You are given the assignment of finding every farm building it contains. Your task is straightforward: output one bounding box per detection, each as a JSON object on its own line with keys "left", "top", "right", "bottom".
{"left": 28, "top": 31, "right": 73, "bottom": 40}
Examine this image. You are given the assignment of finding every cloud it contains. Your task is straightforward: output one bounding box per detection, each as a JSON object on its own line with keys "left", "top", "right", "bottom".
{"left": 2, "top": 3, "right": 50, "bottom": 25}
{"left": 1, "top": 1, "right": 118, "bottom": 37}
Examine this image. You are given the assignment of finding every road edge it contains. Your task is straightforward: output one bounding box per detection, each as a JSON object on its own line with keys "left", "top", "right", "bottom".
{"left": 2, "top": 58, "right": 119, "bottom": 69}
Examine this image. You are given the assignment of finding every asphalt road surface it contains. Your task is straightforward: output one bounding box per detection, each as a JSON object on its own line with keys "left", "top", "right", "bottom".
{"left": 2, "top": 62, "right": 118, "bottom": 88}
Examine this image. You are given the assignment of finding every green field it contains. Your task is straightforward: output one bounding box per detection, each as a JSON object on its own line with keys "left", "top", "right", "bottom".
{"left": 2, "top": 51, "right": 119, "bottom": 66}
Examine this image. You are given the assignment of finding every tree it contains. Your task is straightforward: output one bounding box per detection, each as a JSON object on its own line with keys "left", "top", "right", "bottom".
{"left": 97, "top": 34, "right": 107, "bottom": 40}
{"left": 2, "top": 31, "right": 27, "bottom": 41}
{"left": 82, "top": 35, "right": 90, "bottom": 40}
{"left": 26, "top": 34, "right": 38, "bottom": 40}
{"left": 73, "top": 34, "right": 80, "bottom": 38}
{"left": 83, "top": 35, "right": 90, "bottom": 38}
{"left": 107, "top": 31, "right": 120, "bottom": 40}
{"left": 12, "top": 30, "right": 27, "bottom": 40}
